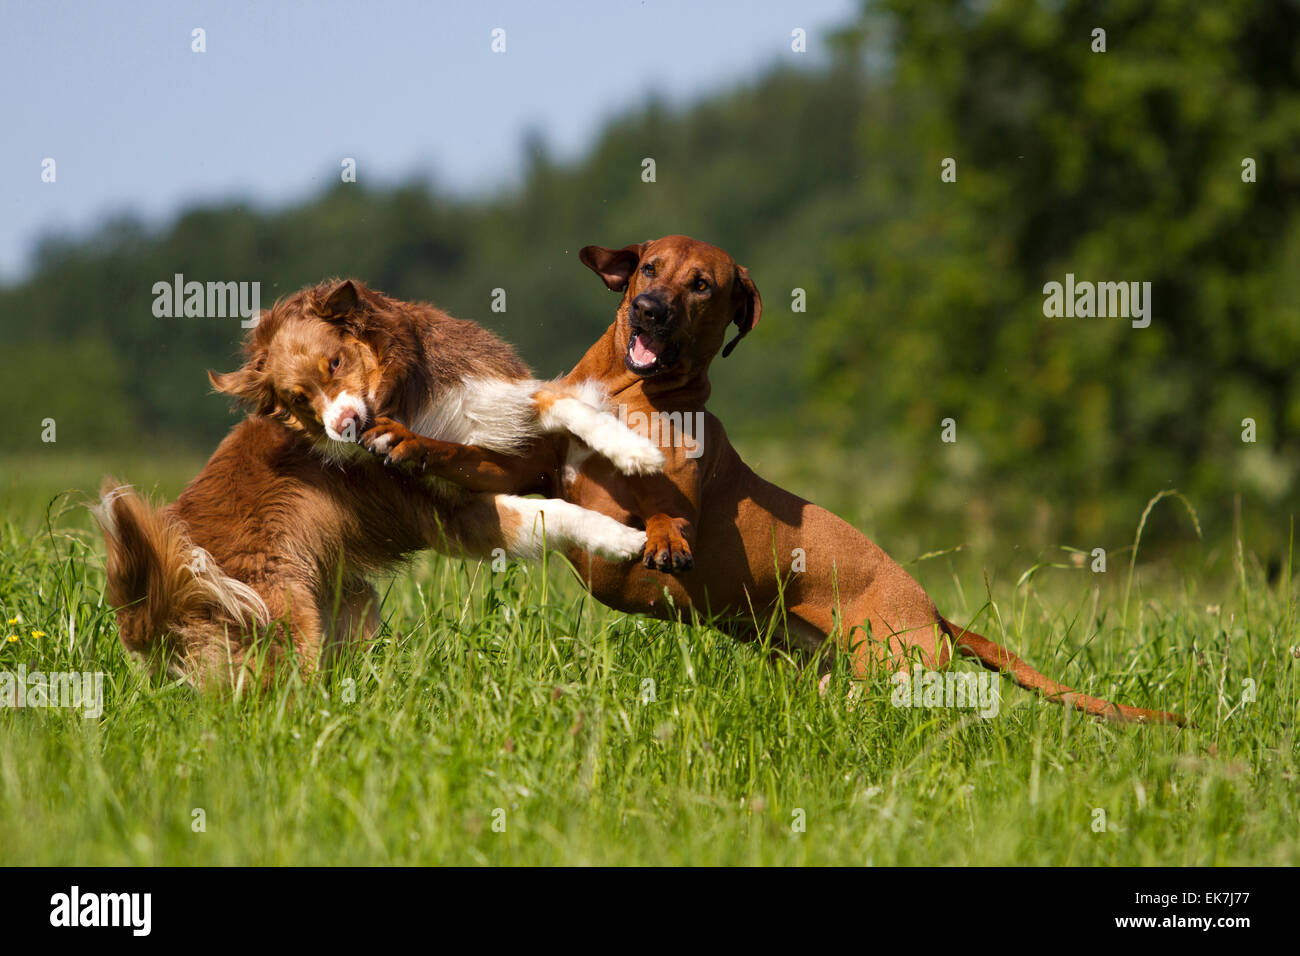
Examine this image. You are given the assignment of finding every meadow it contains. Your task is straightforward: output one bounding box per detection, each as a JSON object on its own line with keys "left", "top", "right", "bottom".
{"left": 0, "top": 451, "right": 1295, "bottom": 866}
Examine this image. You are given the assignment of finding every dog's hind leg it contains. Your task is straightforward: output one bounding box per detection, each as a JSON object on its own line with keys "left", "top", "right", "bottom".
{"left": 187, "top": 583, "right": 324, "bottom": 692}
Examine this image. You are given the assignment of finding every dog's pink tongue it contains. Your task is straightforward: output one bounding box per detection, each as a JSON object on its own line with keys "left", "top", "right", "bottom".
{"left": 630, "top": 333, "right": 659, "bottom": 366}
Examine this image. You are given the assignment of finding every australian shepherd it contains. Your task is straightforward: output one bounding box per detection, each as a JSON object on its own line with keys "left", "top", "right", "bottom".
{"left": 96, "top": 279, "right": 657, "bottom": 690}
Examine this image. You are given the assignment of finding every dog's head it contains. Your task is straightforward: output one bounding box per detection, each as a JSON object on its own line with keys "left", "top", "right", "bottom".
{"left": 209, "top": 279, "right": 403, "bottom": 448}
{"left": 579, "top": 235, "right": 762, "bottom": 382}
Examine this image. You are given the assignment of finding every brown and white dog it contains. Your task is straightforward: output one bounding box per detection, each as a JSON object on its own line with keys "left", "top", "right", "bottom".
{"left": 210, "top": 278, "right": 664, "bottom": 478}
{"left": 96, "top": 279, "right": 658, "bottom": 689}
{"left": 360, "top": 236, "right": 1187, "bottom": 725}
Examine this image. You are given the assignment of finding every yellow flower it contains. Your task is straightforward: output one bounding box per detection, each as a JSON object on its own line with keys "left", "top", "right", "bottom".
{"left": 6, "top": 617, "right": 17, "bottom": 625}
{"left": 31, "top": 630, "right": 46, "bottom": 639}
{"left": 5, "top": 635, "right": 16, "bottom": 643}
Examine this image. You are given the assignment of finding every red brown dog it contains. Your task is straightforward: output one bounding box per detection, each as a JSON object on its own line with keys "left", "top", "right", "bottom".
{"left": 96, "top": 280, "right": 652, "bottom": 689}
{"left": 364, "top": 236, "right": 1186, "bottom": 724}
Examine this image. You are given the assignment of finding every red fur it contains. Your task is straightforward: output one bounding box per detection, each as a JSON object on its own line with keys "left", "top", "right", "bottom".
{"left": 98, "top": 279, "right": 646, "bottom": 689}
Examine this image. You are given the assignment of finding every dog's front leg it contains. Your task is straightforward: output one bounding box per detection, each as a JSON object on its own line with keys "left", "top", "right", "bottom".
{"left": 360, "top": 417, "right": 553, "bottom": 494}
{"left": 629, "top": 470, "right": 699, "bottom": 574}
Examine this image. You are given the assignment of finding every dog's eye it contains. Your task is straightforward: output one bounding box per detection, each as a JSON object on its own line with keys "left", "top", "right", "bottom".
{"left": 329, "top": 355, "right": 341, "bottom": 374}
{"left": 693, "top": 278, "right": 710, "bottom": 293}
{"left": 641, "top": 263, "right": 656, "bottom": 278}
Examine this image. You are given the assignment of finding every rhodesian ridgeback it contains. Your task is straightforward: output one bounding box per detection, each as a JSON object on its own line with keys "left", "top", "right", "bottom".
{"left": 362, "top": 235, "right": 1185, "bottom": 725}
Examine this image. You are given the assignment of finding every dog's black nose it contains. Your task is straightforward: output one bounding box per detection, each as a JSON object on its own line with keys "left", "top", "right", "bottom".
{"left": 631, "top": 293, "right": 668, "bottom": 326}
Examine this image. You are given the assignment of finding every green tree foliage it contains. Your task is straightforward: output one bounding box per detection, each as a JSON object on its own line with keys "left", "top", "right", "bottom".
{"left": 0, "top": 63, "right": 866, "bottom": 454}
{"left": 808, "top": 0, "right": 1300, "bottom": 548}
{"left": 1, "top": 0, "right": 1295, "bottom": 554}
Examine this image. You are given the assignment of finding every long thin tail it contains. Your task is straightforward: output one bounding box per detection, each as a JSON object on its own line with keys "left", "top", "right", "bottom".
{"left": 93, "top": 479, "right": 268, "bottom": 674}
{"left": 942, "top": 618, "right": 1188, "bottom": 726}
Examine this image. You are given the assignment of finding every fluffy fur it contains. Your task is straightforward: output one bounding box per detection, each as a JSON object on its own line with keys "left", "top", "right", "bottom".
{"left": 207, "top": 278, "right": 662, "bottom": 474}
{"left": 97, "top": 279, "right": 651, "bottom": 689}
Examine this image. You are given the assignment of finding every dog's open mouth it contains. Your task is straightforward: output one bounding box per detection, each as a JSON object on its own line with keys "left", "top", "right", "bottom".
{"left": 626, "top": 329, "right": 676, "bottom": 376}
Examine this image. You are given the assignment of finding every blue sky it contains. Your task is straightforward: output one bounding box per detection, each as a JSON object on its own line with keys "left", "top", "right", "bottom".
{"left": 0, "top": 0, "right": 857, "bottom": 281}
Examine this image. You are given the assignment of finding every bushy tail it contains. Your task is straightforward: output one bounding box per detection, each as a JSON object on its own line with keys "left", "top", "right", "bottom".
{"left": 93, "top": 479, "right": 268, "bottom": 673}
{"left": 942, "top": 618, "right": 1188, "bottom": 726}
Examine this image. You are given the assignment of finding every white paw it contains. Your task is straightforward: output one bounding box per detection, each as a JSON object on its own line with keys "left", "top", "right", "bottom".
{"left": 599, "top": 525, "right": 648, "bottom": 560}
{"left": 607, "top": 436, "right": 666, "bottom": 476}
{"left": 540, "top": 397, "right": 665, "bottom": 476}
{"left": 571, "top": 513, "right": 646, "bottom": 559}
{"left": 368, "top": 433, "right": 394, "bottom": 454}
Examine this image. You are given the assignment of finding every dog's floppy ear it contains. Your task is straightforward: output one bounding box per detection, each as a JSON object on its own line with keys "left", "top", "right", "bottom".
{"left": 208, "top": 361, "right": 275, "bottom": 414}
{"left": 722, "top": 265, "right": 762, "bottom": 358}
{"left": 579, "top": 243, "right": 645, "bottom": 292}
{"left": 319, "top": 279, "right": 363, "bottom": 320}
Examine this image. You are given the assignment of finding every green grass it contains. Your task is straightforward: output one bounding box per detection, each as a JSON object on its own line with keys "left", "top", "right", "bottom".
{"left": 0, "top": 458, "right": 1297, "bottom": 865}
